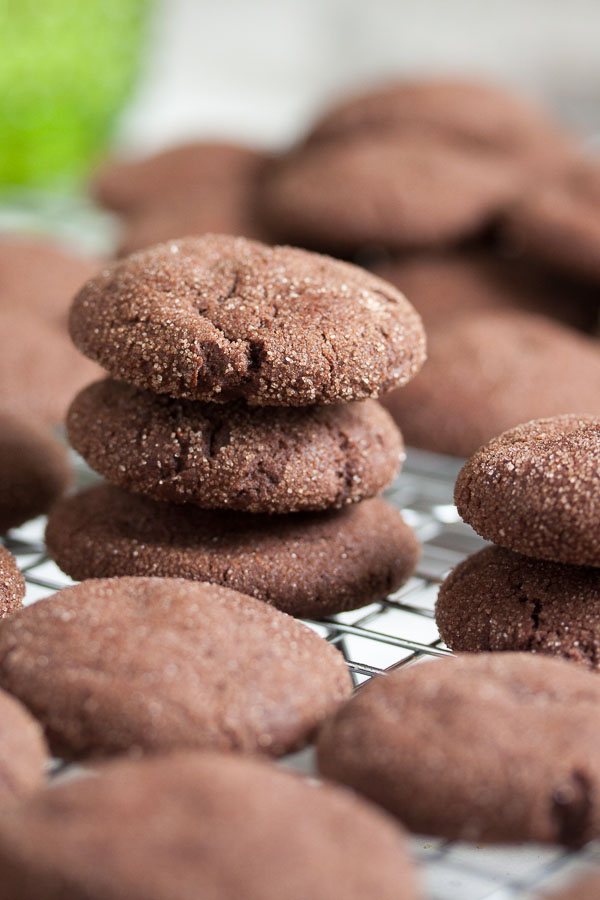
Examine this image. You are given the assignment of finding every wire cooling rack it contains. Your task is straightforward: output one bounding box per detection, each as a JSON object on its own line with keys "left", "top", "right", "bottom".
{"left": 4, "top": 447, "right": 600, "bottom": 900}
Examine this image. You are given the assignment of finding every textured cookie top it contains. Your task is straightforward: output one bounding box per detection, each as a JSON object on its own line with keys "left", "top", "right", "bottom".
{"left": 318, "top": 652, "right": 600, "bottom": 844}
{"left": 0, "top": 688, "right": 47, "bottom": 803}
{"left": 0, "top": 576, "right": 351, "bottom": 759}
{"left": 94, "top": 141, "right": 268, "bottom": 213}
{"left": 455, "top": 415, "right": 600, "bottom": 565}
{"left": 45, "top": 486, "right": 418, "bottom": 618}
{"left": 436, "top": 546, "right": 600, "bottom": 667}
{"left": 67, "top": 379, "right": 402, "bottom": 513}
{"left": 0, "top": 411, "right": 71, "bottom": 533}
{"left": 261, "top": 132, "right": 519, "bottom": 252}
{"left": 382, "top": 311, "right": 600, "bottom": 458}
{"left": 0, "top": 753, "right": 418, "bottom": 900}
{"left": 307, "top": 79, "right": 576, "bottom": 170}
{"left": 69, "top": 235, "right": 426, "bottom": 405}
{"left": 0, "top": 546, "right": 24, "bottom": 618}
{"left": 505, "top": 160, "right": 600, "bottom": 284}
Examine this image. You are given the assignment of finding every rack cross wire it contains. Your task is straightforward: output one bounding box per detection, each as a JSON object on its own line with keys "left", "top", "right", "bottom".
{"left": 4, "top": 449, "right": 599, "bottom": 899}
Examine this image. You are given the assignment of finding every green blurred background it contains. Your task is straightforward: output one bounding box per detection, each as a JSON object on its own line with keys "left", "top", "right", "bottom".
{"left": 0, "top": 0, "right": 147, "bottom": 189}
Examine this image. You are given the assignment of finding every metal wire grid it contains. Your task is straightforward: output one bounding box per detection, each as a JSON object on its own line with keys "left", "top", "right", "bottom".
{"left": 3, "top": 447, "right": 600, "bottom": 900}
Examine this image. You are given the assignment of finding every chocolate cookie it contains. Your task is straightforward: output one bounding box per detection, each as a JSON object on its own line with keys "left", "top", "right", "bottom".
{"left": 0, "top": 689, "right": 47, "bottom": 804}
{"left": 505, "top": 160, "right": 600, "bottom": 284}
{"left": 318, "top": 652, "right": 600, "bottom": 844}
{"left": 94, "top": 141, "right": 268, "bottom": 214}
{"left": 455, "top": 415, "right": 600, "bottom": 565}
{"left": 0, "top": 411, "right": 71, "bottom": 532}
{"left": 0, "top": 311, "right": 103, "bottom": 423}
{"left": 306, "top": 79, "right": 576, "bottom": 173}
{"left": 68, "top": 379, "right": 402, "bottom": 513}
{"left": 382, "top": 310, "right": 600, "bottom": 458}
{"left": 0, "top": 753, "right": 419, "bottom": 900}
{"left": 0, "top": 237, "right": 100, "bottom": 319}
{"left": 0, "top": 546, "right": 25, "bottom": 618}
{"left": 118, "top": 181, "right": 270, "bottom": 256}
{"left": 436, "top": 546, "right": 600, "bottom": 666}
{"left": 69, "top": 234, "right": 426, "bottom": 405}
{"left": 371, "top": 252, "right": 599, "bottom": 332}
{"left": 0, "top": 576, "right": 352, "bottom": 759}
{"left": 261, "top": 132, "right": 519, "bottom": 253}
{"left": 45, "top": 486, "right": 418, "bottom": 617}
{"left": 541, "top": 871, "right": 600, "bottom": 899}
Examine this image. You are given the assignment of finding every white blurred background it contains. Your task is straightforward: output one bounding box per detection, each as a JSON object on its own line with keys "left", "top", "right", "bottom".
{"left": 118, "top": 0, "right": 600, "bottom": 154}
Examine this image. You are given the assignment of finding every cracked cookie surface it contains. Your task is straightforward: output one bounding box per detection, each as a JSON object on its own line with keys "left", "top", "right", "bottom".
{"left": 317, "top": 652, "right": 600, "bottom": 844}
{"left": 436, "top": 546, "right": 600, "bottom": 667}
{"left": 68, "top": 234, "right": 425, "bottom": 405}
{"left": 67, "top": 379, "right": 402, "bottom": 513}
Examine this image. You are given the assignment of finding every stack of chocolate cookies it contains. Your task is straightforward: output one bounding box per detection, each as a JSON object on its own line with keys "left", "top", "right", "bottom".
{"left": 436, "top": 414, "right": 600, "bottom": 667}
{"left": 47, "top": 233, "right": 427, "bottom": 619}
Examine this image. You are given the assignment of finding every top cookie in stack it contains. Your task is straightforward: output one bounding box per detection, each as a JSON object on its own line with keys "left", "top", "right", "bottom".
{"left": 48, "top": 233, "right": 425, "bottom": 618}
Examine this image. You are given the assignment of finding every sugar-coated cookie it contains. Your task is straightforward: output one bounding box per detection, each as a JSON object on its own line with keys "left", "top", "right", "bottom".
{"left": 68, "top": 380, "right": 402, "bottom": 513}
{"left": 437, "top": 546, "right": 600, "bottom": 666}
{"left": 45, "top": 486, "right": 419, "bottom": 618}
{"left": 318, "top": 653, "right": 600, "bottom": 844}
{"left": 0, "top": 576, "right": 352, "bottom": 759}
{"left": 455, "top": 415, "right": 600, "bottom": 565}
{"left": 69, "top": 235, "right": 426, "bottom": 405}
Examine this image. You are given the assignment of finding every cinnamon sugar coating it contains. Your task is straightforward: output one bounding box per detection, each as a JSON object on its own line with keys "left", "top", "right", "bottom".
{"left": 436, "top": 546, "right": 600, "bottom": 667}
{"left": 455, "top": 415, "right": 600, "bottom": 565}
{"left": 45, "top": 486, "right": 419, "bottom": 618}
{"left": 0, "top": 546, "right": 24, "bottom": 618}
{"left": 68, "top": 380, "right": 402, "bottom": 513}
{"left": 69, "top": 234, "right": 426, "bottom": 405}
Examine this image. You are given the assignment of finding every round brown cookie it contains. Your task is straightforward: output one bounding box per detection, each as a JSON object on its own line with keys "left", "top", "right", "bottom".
{"left": 371, "top": 252, "right": 599, "bottom": 332}
{"left": 455, "top": 415, "right": 600, "bottom": 566}
{"left": 261, "top": 132, "right": 520, "bottom": 253}
{"left": 504, "top": 160, "right": 600, "bottom": 285}
{"left": 0, "top": 688, "right": 47, "bottom": 804}
{"left": 0, "top": 546, "right": 25, "bottom": 618}
{"left": 0, "top": 237, "right": 100, "bottom": 320}
{"left": 93, "top": 141, "right": 269, "bottom": 214}
{"left": 117, "top": 190, "right": 268, "bottom": 256}
{"left": 381, "top": 310, "right": 600, "bottom": 458}
{"left": 317, "top": 652, "right": 600, "bottom": 845}
{"left": 45, "top": 486, "right": 418, "bottom": 618}
{"left": 306, "top": 79, "right": 577, "bottom": 172}
{"left": 0, "top": 753, "right": 419, "bottom": 900}
{"left": 0, "top": 312, "right": 103, "bottom": 424}
{"left": 68, "top": 379, "right": 403, "bottom": 513}
{"left": 0, "top": 576, "right": 352, "bottom": 759}
{"left": 436, "top": 546, "right": 600, "bottom": 666}
{"left": 0, "top": 411, "right": 71, "bottom": 532}
{"left": 69, "top": 234, "right": 426, "bottom": 405}
{"left": 540, "top": 871, "right": 600, "bottom": 900}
